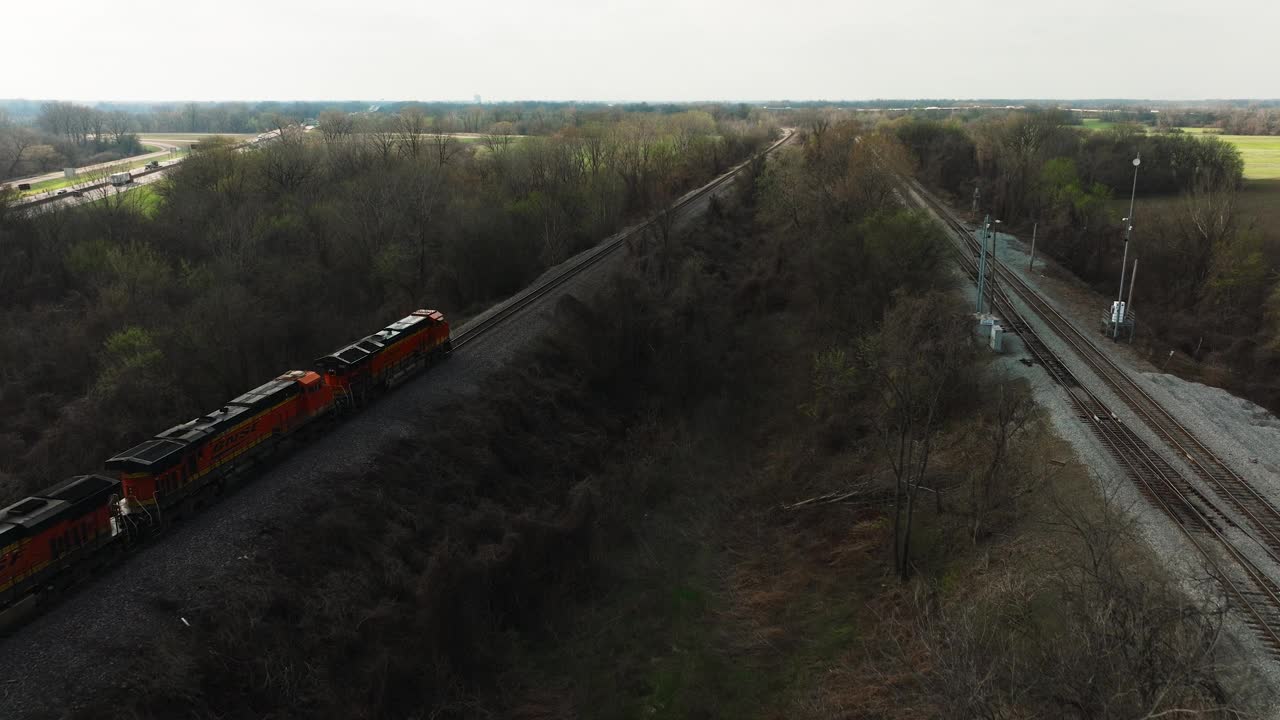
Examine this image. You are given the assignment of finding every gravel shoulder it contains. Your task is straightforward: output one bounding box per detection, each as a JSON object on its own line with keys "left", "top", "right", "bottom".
{"left": 981, "top": 285, "right": 1280, "bottom": 710}
{"left": 988, "top": 229, "right": 1280, "bottom": 516}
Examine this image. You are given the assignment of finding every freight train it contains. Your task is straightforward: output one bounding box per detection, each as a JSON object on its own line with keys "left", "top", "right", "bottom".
{"left": 0, "top": 309, "right": 451, "bottom": 614}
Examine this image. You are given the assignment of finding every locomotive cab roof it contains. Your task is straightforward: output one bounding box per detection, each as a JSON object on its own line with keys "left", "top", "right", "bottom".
{"left": 105, "top": 438, "right": 187, "bottom": 472}
{"left": 105, "top": 372, "right": 309, "bottom": 472}
{"left": 0, "top": 474, "right": 119, "bottom": 544}
{"left": 313, "top": 310, "right": 444, "bottom": 371}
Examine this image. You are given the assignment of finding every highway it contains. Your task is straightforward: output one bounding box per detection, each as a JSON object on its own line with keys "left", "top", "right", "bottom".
{"left": 4, "top": 141, "right": 180, "bottom": 196}
{"left": 10, "top": 129, "right": 530, "bottom": 213}
{"left": 17, "top": 161, "right": 177, "bottom": 214}
{"left": 0, "top": 130, "right": 793, "bottom": 717}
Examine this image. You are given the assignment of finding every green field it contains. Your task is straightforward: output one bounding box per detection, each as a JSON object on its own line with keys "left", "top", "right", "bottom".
{"left": 139, "top": 133, "right": 257, "bottom": 147}
{"left": 1080, "top": 122, "right": 1280, "bottom": 180}
{"left": 1175, "top": 129, "right": 1280, "bottom": 179}
{"left": 1080, "top": 118, "right": 1120, "bottom": 131}
{"left": 1209, "top": 135, "right": 1280, "bottom": 180}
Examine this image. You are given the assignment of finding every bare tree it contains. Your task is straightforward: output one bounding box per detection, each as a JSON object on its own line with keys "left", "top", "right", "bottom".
{"left": 0, "top": 123, "right": 38, "bottom": 179}
{"left": 87, "top": 110, "right": 107, "bottom": 146}
{"left": 105, "top": 110, "right": 133, "bottom": 142}
{"left": 1180, "top": 167, "right": 1239, "bottom": 299}
{"left": 318, "top": 111, "right": 354, "bottom": 145}
{"left": 864, "top": 293, "right": 975, "bottom": 579}
{"left": 361, "top": 115, "right": 398, "bottom": 165}
{"left": 899, "top": 478, "right": 1261, "bottom": 719}
{"left": 482, "top": 121, "right": 516, "bottom": 157}
{"left": 429, "top": 132, "right": 460, "bottom": 166}
{"left": 394, "top": 107, "right": 430, "bottom": 159}
{"left": 962, "top": 378, "right": 1038, "bottom": 542}
{"left": 461, "top": 106, "right": 488, "bottom": 133}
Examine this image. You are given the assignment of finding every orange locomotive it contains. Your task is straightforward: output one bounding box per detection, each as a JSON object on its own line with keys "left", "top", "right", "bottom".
{"left": 106, "top": 370, "right": 335, "bottom": 516}
{"left": 0, "top": 475, "right": 123, "bottom": 607}
{"left": 2, "top": 309, "right": 451, "bottom": 614}
{"left": 314, "top": 309, "right": 451, "bottom": 406}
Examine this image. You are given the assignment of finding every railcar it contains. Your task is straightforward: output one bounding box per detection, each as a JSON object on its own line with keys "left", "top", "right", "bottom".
{"left": 314, "top": 309, "right": 451, "bottom": 406}
{"left": 0, "top": 475, "right": 123, "bottom": 608}
{"left": 0, "top": 308, "right": 452, "bottom": 617}
{"left": 106, "top": 370, "right": 335, "bottom": 517}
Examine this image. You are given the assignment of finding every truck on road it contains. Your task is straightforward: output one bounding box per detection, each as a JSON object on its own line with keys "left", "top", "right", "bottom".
{"left": 108, "top": 172, "right": 133, "bottom": 186}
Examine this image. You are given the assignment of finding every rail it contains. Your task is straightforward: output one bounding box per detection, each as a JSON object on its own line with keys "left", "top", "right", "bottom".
{"left": 452, "top": 128, "right": 794, "bottom": 350}
{"left": 900, "top": 178, "right": 1280, "bottom": 656}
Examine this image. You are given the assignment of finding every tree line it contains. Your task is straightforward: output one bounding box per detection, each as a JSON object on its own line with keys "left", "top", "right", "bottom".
{"left": 0, "top": 104, "right": 141, "bottom": 180}
{"left": 0, "top": 98, "right": 770, "bottom": 182}
{"left": 0, "top": 111, "right": 777, "bottom": 503}
{"left": 895, "top": 109, "right": 1280, "bottom": 411}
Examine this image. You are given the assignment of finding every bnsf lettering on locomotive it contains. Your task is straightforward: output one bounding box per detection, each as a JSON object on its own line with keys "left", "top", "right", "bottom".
{"left": 49, "top": 520, "right": 93, "bottom": 559}
{"left": 211, "top": 420, "right": 260, "bottom": 456}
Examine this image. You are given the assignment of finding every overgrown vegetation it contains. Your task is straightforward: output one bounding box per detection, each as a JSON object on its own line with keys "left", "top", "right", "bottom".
{"left": 59, "top": 121, "right": 1260, "bottom": 719}
{"left": 0, "top": 99, "right": 768, "bottom": 182}
{"left": 886, "top": 108, "right": 1280, "bottom": 411}
{"left": 0, "top": 110, "right": 776, "bottom": 503}
{"left": 0, "top": 102, "right": 143, "bottom": 180}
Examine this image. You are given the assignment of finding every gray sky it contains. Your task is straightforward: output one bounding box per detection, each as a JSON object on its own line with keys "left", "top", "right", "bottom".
{"left": 5, "top": 0, "right": 1277, "bottom": 102}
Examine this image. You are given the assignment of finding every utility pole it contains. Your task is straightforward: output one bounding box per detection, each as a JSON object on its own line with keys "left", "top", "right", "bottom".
{"left": 1115, "top": 152, "right": 1141, "bottom": 339}
{"left": 1125, "top": 258, "right": 1138, "bottom": 340}
{"left": 972, "top": 187, "right": 980, "bottom": 217}
{"left": 977, "top": 214, "right": 989, "bottom": 314}
{"left": 988, "top": 218, "right": 1002, "bottom": 295}
{"left": 1028, "top": 222, "right": 1038, "bottom": 272}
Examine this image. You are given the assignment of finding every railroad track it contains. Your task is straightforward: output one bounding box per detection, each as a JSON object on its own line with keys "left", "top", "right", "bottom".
{"left": 900, "top": 179, "right": 1280, "bottom": 656}
{"left": 909, "top": 178, "right": 1280, "bottom": 560}
{"left": 453, "top": 128, "right": 793, "bottom": 350}
{"left": 950, "top": 205, "right": 1280, "bottom": 567}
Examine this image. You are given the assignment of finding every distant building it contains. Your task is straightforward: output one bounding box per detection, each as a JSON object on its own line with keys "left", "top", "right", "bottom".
{"left": 474, "top": 94, "right": 482, "bottom": 105}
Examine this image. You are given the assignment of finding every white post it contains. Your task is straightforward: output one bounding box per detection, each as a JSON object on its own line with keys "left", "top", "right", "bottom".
{"left": 1029, "top": 222, "right": 1038, "bottom": 272}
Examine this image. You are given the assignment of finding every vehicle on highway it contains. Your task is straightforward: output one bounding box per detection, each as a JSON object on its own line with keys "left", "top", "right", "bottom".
{"left": 17, "top": 183, "right": 31, "bottom": 191}
{"left": 108, "top": 172, "right": 133, "bottom": 186}
{"left": 145, "top": 161, "right": 160, "bottom": 170}
{"left": 0, "top": 309, "right": 451, "bottom": 615}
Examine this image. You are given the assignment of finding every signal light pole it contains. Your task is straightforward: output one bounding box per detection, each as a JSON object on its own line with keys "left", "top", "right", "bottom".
{"left": 1115, "top": 153, "right": 1141, "bottom": 339}
{"left": 976, "top": 215, "right": 1001, "bottom": 315}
